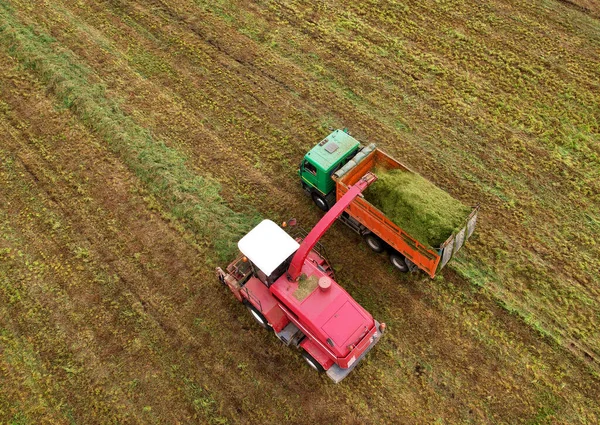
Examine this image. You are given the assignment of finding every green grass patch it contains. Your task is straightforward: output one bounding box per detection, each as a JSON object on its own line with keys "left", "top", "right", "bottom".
{"left": 365, "top": 167, "right": 472, "bottom": 247}
{"left": 0, "top": 2, "right": 259, "bottom": 260}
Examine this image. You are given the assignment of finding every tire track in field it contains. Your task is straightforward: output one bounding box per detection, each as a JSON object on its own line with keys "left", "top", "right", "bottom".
{"left": 556, "top": 0, "right": 600, "bottom": 18}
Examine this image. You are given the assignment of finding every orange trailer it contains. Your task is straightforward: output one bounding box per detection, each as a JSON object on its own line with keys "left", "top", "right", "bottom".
{"left": 333, "top": 144, "right": 479, "bottom": 278}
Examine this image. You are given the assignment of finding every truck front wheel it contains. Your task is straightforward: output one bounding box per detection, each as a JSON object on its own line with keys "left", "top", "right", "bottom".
{"left": 364, "top": 233, "right": 385, "bottom": 253}
{"left": 390, "top": 253, "right": 409, "bottom": 273}
{"left": 312, "top": 192, "right": 330, "bottom": 211}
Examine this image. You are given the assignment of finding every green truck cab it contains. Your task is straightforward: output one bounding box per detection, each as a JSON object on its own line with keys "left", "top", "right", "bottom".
{"left": 299, "top": 129, "right": 360, "bottom": 211}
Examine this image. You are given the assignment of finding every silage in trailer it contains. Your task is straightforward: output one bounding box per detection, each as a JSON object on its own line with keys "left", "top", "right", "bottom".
{"left": 364, "top": 168, "right": 471, "bottom": 248}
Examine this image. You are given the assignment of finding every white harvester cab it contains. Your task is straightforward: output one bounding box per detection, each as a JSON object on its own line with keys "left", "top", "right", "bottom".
{"left": 237, "top": 220, "right": 300, "bottom": 286}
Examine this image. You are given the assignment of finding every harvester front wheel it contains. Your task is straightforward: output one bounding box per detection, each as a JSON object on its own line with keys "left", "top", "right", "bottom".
{"left": 364, "top": 233, "right": 385, "bottom": 253}
{"left": 301, "top": 351, "right": 325, "bottom": 373}
{"left": 245, "top": 303, "right": 270, "bottom": 330}
{"left": 390, "top": 253, "right": 409, "bottom": 273}
{"left": 311, "top": 193, "right": 330, "bottom": 212}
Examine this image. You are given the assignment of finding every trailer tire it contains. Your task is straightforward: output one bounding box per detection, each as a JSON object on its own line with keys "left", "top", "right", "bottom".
{"left": 312, "top": 192, "right": 330, "bottom": 212}
{"left": 390, "top": 253, "right": 409, "bottom": 273}
{"left": 302, "top": 350, "right": 325, "bottom": 373}
{"left": 245, "top": 304, "right": 270, "bottom": 330}
{"left": 364, "top": 233, "right": 385, "bottom": 253}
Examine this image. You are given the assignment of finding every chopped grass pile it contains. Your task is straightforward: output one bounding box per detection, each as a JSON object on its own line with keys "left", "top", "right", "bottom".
{"left": 293, "top": 274, "right": 319, "bottom": 302}
{"left": 364, "top": 168, "right": 472, "bottom": 248}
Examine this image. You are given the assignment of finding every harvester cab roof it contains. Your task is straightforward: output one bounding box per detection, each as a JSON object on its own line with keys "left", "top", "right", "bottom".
{"left": 237, "top": 219, "right": 299, "bottom": 284}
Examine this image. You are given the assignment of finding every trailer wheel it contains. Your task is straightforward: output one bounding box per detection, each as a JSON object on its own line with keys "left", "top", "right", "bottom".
{"left": 311, "top": 193, "right": 330, "bottom": 212}
{"left": 246, "top": 304, "right": 270, "bottom": 330}
{"left": 364, "top": 233, "right": 385, "bottom": 253}
{"left": 390, "top": 253, "right": 409, "bottom": 273}
{"left": 302, "top": 351, "right": 325, "bottom": 373}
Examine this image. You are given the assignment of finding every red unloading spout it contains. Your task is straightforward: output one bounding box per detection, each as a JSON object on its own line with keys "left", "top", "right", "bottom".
{"left": 287, "top": 172, "right": 377, "bottom": 281}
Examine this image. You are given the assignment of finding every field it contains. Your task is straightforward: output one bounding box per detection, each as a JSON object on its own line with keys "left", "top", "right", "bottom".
{"left": 0, "top": 0, "right": 599, "bottom": 423}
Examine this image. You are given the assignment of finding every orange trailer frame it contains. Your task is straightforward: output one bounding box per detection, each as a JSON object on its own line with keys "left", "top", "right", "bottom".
{"left": 335, "top": 147, "right": 478, "bottom": 278}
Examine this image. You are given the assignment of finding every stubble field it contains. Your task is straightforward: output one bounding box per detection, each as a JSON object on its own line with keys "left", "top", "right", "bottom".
{"left": 1, "top": 0, "right": 599, "bottom": 423}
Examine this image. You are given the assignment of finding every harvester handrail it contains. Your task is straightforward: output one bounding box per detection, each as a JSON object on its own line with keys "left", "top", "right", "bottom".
{"left": 288, "top": 226, "right": 329, "bottom": 260}
{"left": 241, "top": 286, "right": 263, "bottom": 312}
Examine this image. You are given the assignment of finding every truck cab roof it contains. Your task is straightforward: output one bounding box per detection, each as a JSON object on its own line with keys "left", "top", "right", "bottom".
{"left": 305, "top": 129, "right": 360, "bottom": 172}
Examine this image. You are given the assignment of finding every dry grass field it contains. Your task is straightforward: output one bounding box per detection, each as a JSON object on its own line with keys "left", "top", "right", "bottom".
{"left": 1, "top": 0, "right": 599, "bottom": 423}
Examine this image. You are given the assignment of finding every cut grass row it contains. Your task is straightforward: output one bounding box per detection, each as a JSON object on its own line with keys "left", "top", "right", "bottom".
{"left": 0, "top": 0, "right": 258, "bottom": 262}
{"left": 1, "top": 0, "right": 591, "bottom": 420}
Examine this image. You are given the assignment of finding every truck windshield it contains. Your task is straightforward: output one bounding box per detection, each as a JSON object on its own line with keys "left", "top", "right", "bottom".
{"left": 303, "top": 161, "right": 317, "bottom": 176}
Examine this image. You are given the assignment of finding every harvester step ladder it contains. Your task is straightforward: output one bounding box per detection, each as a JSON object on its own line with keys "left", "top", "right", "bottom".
{"left": 276, "top": 322, "right": 303, "bottom": 347}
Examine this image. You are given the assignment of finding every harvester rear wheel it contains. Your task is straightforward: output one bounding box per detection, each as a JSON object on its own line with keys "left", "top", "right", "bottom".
{"left": 311, "top": 192, "right": 330, "bottom": 212}
{"left": 390, "top": 253, "right": 409, "bottom": 273}
{"left": 301, "top": 351, "right": 325, "bottom": 373}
